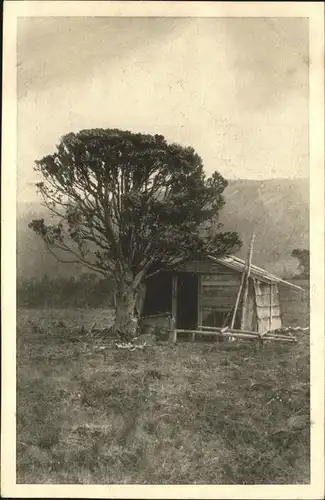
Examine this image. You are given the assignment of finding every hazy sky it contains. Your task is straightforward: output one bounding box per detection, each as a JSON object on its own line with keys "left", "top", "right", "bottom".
{"left": 18, "top": 17, "right": 309, "bottom": 202}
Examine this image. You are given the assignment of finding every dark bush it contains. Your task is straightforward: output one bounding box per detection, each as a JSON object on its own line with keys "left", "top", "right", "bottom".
{"left": 17, "top": 273, "right": 116, "bottom": 309}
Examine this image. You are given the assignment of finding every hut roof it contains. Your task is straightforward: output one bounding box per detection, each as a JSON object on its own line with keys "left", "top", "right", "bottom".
{"left": 145, "top": 255, "right": 305, "bottom": 292}
{"left": 208, "top": 255, "right": 304, "bottom": 291}
{"left": 144, "top": 254, "right": 304, "bottom": 292}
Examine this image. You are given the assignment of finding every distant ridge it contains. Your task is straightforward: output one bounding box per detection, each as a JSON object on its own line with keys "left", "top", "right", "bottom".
{"left": 17, "top": 178, "right": 309, "bottom": 280}
{"left": 220, "top": 178, "right": 309, "bottom": 276}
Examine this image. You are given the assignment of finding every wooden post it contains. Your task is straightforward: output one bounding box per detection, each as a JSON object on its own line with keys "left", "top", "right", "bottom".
{"left": 169, "top": 316, "right": 177, "bottom": 343}
{"left": 197, "top": 275, "right": 202, "bottom": 328}
{"left": 169, "top": 274, "right": 178, "bottom": 344}
{"left": 269, "top": 283, "right": 273, "bottom": 332}
{"left": 257, "top": 336, "right": 264, "bottom": 350}
{"left": 194, "top": 276, "right": 202, "bottom": 342}
{"left": 240, "top": 232, "right": 256, "bottom": 330}
{"left": 230, "top": 272, "right": 246, "bottom": 329}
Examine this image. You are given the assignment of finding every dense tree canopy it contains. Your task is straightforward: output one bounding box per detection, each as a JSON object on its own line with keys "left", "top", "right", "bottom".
{"left": 29, "top": 128, "right": 241, "bottom": 337}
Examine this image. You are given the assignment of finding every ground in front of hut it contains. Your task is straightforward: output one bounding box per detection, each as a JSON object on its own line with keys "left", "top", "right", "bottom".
{"left": 17, "top": 308, "right": 310, "bottom": 484}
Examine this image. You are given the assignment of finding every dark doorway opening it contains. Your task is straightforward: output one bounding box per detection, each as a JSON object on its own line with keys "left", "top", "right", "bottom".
{"left": 176, "top": 273, "right": 198, "bottom": 329}
{"left": 142, "top": 272, "right": 172, "bottom": 316}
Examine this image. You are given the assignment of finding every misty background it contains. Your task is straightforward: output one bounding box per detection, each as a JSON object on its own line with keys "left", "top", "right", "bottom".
{"left": 17, "top": 17, "right": 309, "bottom": 288}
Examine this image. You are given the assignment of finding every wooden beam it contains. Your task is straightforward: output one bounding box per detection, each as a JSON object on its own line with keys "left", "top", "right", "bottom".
{"left": 142, "top": 312, "right": 171, "bottom": 320}
{"left": 174, "top": 328, "right": 296, "bottom": 343}
{"left": 199, "top": 325, "right": 229, "bottom": 331}
{"left": 175, "top": 328, "right": 258, "bottom": 339}
{"left": 265, "top": 335, "right": 295, "bottom": 342}
{"left": 199, "top": 325, "right": 257, "bottom": 335}
{"left": 175, "top": 328, "right": 294, "bottom": 342}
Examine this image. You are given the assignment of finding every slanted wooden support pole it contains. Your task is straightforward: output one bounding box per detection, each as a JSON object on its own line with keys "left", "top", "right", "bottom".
{"left": 222, "top": 307, "right": 233, "bottom": 328}
{"left": 169, "top": 275, "right": 178, "bottom": 344}
{"left": 230, "top": 233, "right": 255, "bottom": 330}
{"left": 241, "top": 232, "right": 256, "bottom": 330}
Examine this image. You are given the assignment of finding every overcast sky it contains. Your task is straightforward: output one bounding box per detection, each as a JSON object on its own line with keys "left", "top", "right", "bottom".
{"left": 17, "top": 16, "right": 309, "bottom": 202}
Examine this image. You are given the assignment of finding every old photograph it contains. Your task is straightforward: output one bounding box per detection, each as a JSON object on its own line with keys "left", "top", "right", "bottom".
{"left": 2, "top": 1, "right": 324, "bottom": 498}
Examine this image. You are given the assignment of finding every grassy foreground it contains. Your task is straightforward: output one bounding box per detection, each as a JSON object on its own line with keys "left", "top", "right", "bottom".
{"left": 17, "top": 308, "right": 310, "bottom": 484}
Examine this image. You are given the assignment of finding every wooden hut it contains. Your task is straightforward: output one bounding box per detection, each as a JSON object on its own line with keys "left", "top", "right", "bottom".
{"left": 140, "top": 255, "right": 304, "bottom": 335}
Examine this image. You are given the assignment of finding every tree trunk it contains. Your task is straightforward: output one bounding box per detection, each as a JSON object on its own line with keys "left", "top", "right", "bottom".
{"left": 112, "top": 275, "right": 138, "bottom": 340}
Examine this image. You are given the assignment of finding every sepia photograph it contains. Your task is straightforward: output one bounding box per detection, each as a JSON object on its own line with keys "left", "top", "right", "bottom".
{"left": 2, "top": 1, "right": 324, "bottom": 498}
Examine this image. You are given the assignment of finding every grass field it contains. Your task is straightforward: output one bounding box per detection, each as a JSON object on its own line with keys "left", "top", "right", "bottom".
{"left": 17, "top": 308, "right": 310, "bottom": 484}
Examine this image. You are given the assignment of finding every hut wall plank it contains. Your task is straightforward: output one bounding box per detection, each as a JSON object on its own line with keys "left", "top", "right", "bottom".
{"left": 202, "top": 291, "right": 236, "bottom": 300}
{"left": 201, "top": 285, "right": 238, "bottom": 309}
{"left": 202, "top": 274, "right": 241, "bottom": 284}
{"left": 177, "top": 260, "right": 240, "bottom": 276}
{"left": 202, "top": 303, "right": 234, "bottom": 311}
{"left": 257, "top": 317, "right": 271, "bottom": 333}
{"left": 201, "top": 265, "right": 240, "bottom": 309}
{"left": 255, "top": 306, "right": 281, "bottom": 318}
{"left": 270, "top": 316, "right": 282, "bottom": 330}
{"left": 199, "top": 266, "right": 245, "bottom": 328}
{"left": 201, "top": 298, "right": 236, "bottom": 309}
{"left": 202, "top": 280, "right": 241, "bottom": 287}
{"left": 253, "top": 280, "right": 282, "bottom": 332}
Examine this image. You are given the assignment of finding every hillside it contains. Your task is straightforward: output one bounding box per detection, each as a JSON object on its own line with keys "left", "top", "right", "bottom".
{"left": 17, "top": 178, "right": 309, "bottom": 280}
{"left": 220, "top": 178, "right": 309, "bottom": 276}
